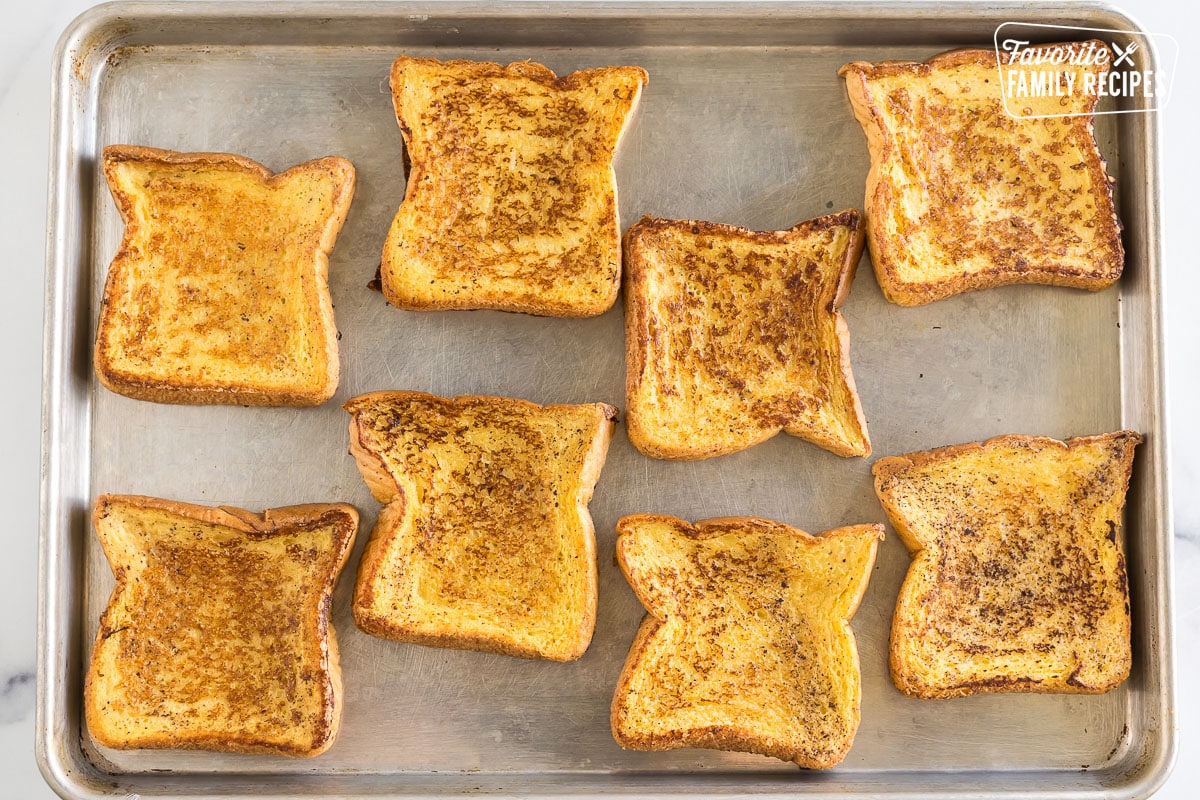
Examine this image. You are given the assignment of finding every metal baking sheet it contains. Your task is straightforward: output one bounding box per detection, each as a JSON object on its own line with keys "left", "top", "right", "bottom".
{"left": 38, "top": 2, "right": 1174, "bottom": 798}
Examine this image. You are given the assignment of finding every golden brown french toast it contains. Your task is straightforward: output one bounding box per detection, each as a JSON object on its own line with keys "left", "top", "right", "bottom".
{"left": 381, "top": 57, "right": 647, "bottom": 317}
{"left": 345, "top": 391, "right": 616, "bottom": 661}
{"left": 96, "top": 145, "right": 356, "bottom": 405}
{"left": 623, "top": 212, "right": 870, "bottom": 459}
{"left": 611, "top": 514, "right": 882, "bottom": 767}
{"left": 874, "top": 431, "right": 1141, "bottom": 699}
{"left": 84, "top": 495, "right": 358, "bottom": 756}
{"left": 840, "top": 44, "right": 1123, "bottom": 305}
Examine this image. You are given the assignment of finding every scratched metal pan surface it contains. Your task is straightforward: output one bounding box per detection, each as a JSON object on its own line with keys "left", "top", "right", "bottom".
{"left": 38, "top": 2, "right": 1173, "bottom": 798}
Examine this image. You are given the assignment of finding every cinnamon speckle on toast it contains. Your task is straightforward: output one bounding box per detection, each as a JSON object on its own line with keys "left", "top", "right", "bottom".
{"left": 96, "top": 146, "right": 356, "bottom": 405}
{"left": 381, "top": 57, "right": 647, "bottom": 317}
{"left": 623, "top": 212, "right": 870, "bottom": 459}
{"left": 874, "top": 431, "right": 1141, "bottom": 699}
{"left": 612, "top": 514, "right": 882, "bottom": 767}
{"left": 840, "top": 44, "right": 1123, "bottom": 305}
{"left": 344, "top": 391, "right": 616, "bottom": 661}
{"left": 84, "top": 495, "right": 358, "bottom": 756}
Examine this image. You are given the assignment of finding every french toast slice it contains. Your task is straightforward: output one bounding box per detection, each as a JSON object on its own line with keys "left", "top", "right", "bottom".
{"left": 344, "top": 391, "right": 617, "bottom": 661}
{"left": 840, "top": 44, "right": 1123, "bottom": 306}
{"left": 84, "top": 495, "right": 358, "bottom": 757}
{"left": 624, "top": 212, "right": 870, "bottom": 460}
{"left": 612, "top": 514, "right": 883, "bottom": 768}
{"left": 382, "top": 57, "right": 647, "bottom": 317}
{"left": 873, "top": 431, "right": 1141, "bottom": 699}
{"left": 96, "top": 145, "right": 356, "bottom": 405}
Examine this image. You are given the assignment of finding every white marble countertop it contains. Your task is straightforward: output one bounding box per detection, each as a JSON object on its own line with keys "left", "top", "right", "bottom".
{"left": 5, "top": 0, "right": 1196, "bottom": 797}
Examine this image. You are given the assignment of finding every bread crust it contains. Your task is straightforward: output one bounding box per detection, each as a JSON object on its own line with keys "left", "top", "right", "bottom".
{"left": 84, "top": 494, "right": 358, "bottom": 756}
{"left": 623, "top": 212, "right": 870, "bottom": 459}
{"left": 345, "top": 391, "right": 616, "bottom": 661}
{"left": 381, "top": 56, "right": 647, "bottom": 317}
{"left": 840, "top": 44, "right": 1123, "bottom": 306}
{"left": 611, "top": 514, "right": 882, "bottom": 767}
{"left": 96, "top": 145, "right": 356, "bottom": 405}
{"left": 874, "top": 431, "right": 1142, "bottom": 699}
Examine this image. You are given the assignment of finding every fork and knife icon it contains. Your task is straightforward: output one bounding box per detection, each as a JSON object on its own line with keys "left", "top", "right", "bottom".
{"left": 1111, "top": 41, "right": 1138, "bottom": 68}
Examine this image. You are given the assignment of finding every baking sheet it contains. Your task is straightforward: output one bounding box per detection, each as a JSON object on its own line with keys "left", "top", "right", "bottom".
{"left": 38, "top": 2, "right": 1174, "bottom": 798}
